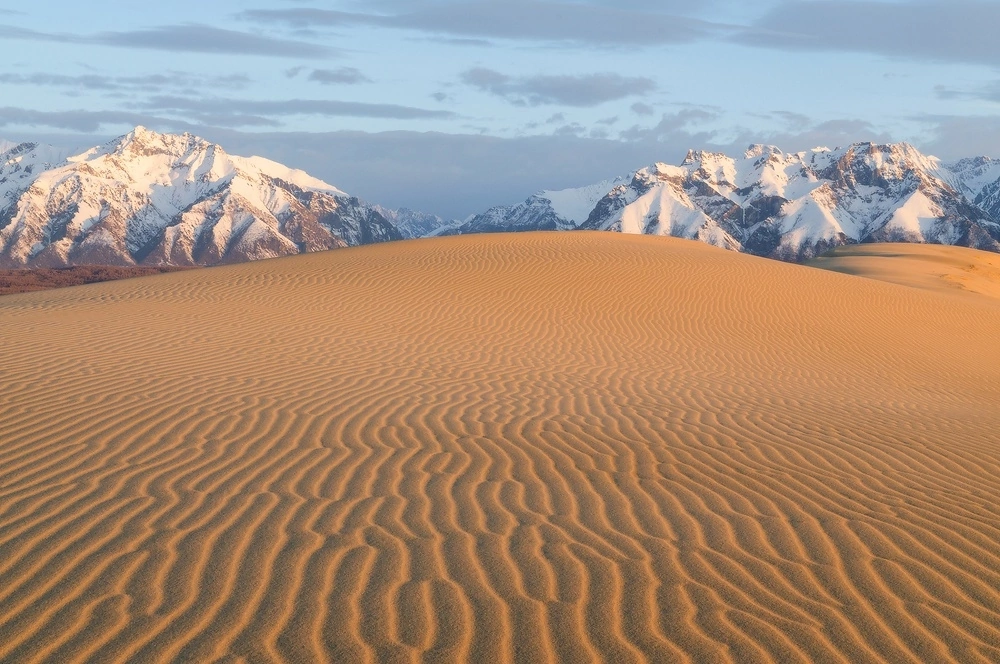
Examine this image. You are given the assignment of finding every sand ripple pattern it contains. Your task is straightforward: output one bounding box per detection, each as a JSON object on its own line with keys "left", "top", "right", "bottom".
{"left": 2, "top": 232, "right": 1000, "bottom": 663}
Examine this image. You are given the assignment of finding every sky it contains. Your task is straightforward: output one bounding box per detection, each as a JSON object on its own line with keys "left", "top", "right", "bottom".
{"left": 2, "top": 0, "right": 1000, "bottom": 219}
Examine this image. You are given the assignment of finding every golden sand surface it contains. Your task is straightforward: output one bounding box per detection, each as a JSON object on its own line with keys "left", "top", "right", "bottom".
{"left": 1, "top": 232, "right": 999, "bottom": 663}
{"left": 808, "top": 242, "right": 1000, "bottom": 306}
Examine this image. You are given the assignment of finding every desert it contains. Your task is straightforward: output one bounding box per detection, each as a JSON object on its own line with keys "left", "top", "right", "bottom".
{"left": 1, "top": 232, "right": 999, "bottom": 662}
{"left": 809, "top": 243, "right": 1000, "bottom": 306}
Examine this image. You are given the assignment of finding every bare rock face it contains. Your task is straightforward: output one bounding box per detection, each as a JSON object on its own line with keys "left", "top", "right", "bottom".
{"left": 0, "top": 127, "right": 402, "bottom": 268}
{"left": 454, "top": 142, "right": 1000, "bottom": 261}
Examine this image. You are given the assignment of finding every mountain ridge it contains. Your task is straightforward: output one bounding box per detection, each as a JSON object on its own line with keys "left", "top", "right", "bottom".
{"left": 0, "top": 127, "right": 426, "bottom": 268}
{"left": 452, "top": 141, "right": 1000, "bottom": 261}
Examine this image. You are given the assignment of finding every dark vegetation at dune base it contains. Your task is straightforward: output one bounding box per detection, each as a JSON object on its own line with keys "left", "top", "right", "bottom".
{"left": 0, "top": 265, "right": 194, "bottom": 296}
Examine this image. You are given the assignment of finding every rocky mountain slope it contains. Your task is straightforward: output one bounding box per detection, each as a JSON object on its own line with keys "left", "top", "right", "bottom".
{"left": 453, "top": 142, "right": 1000, "bottom": 261}
{"left": 0, "top": 128, "right": 404, "bottom": 267}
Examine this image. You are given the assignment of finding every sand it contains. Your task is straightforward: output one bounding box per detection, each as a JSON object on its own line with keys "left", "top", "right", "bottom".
{"left": 808, "top": 242, "right": 1000, "bottom": 306}
{"left": 1, "top": 232, "right": 999, "bottom": 663}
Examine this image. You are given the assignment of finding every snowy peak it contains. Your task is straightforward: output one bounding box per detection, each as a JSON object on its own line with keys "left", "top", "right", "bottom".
{"left": 116, "top": 125, "right": 211, "bottom": 157}
{"left": 744, "top": 144, "right": 784, "bottom": 160}
{"left": 540, "top": 174, "right": 630, "bottom": 225}
{"left": 0, "top": 141, "right": 71, "bottom": 208}
{"left": 0, "top": 127, "right": 401, "bottom": 267}
{"left": 457, "top": 141, "right": 1000, "bottom": 261}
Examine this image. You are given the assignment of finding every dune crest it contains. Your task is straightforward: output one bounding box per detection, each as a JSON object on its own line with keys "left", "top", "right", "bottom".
{"left": 1, "top": 232, "right": 999, "bottom": 663}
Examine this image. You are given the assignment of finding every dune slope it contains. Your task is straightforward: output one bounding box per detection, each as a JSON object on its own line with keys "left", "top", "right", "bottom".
{"left": 1, "top": 232, "right": 999, "bottom": 663}
{"left": 808, "top": 242, "right": 1000, "bottom": 306}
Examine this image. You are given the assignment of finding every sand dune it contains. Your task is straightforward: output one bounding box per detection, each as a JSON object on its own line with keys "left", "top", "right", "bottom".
{"left": 1, "top": 232, "right": 999, "bottom": 663}
{"left": 808, "top": 242, "right": 1000, "bottom": 306}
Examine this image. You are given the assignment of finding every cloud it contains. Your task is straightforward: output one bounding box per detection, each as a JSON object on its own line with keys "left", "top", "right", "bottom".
{"left": 137, "top": 96, "right": 455, "bottom": 124}
{"left": 460, "top": 68, "right": 655, "bottom": 107}
{"left": 618, "top": 108, "right": 720, "bottom": 143}
{"left": 935, "top": 81, "right": 1000, "bottom": 103}
{"left": 0, "top": 72, "right": 250, "bottom": 93}
{"left": 771, "top": 111, "right": 812, "bottom": 131}
{"left": 0, "top": 23, "right": 330, "bottom": 58}
{"left": 2, "top": 114, "right": 970, "bottom": 220}
{"left": 0, "top": 94, "right": 454, "bottom": 134}
{"left": 308, "top": 67, "right": 372, "bottom": 85}
{"left": 240, "top": 2, "right": 729, "bottom": 46}
{"left": 554, "top": 123, "right": 586, "bottom": 136}
{"left": 733, "top": 119, "right": 897, "bottom": 153}
{"left": 918, "top": 114, "right": 1000, "bottom": 159}
{"left": 631, "top": 102, "right": 655, "bottom": 116}
{"left": 737, "top": 1, "right": 1000, "bottom": 67}
{"left": 0, "top": 107, "right": 199, "bottom": 133}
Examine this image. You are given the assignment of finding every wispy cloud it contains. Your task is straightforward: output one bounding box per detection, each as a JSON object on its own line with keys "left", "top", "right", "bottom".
{"left": 630, "top": 102, "right": 655, "bottom": 116}
{"left": 308, "top": 68, "right": 373, "bottom": 85}
{"left": 0, "top": 23, "right": 331, "bottom": 58}
{"left": 918, "top": 114, "right": 1000, "bottom": 159}
{"left": 240, "top": 2, "right": 730, "bottom": 47}
{"left": 618, "top": 108, "right": 719, "bottom": 143}
{"left": 735, "top": 1, "right": 1000, "bottom": 67}
{"left": 0, "top": 107, "right": 195, "bottom": 133}
{"left": 460, "top": 68, "right": 655, "bottom": 107}
{"left": 137, "top": 96, "right": 455, "bottom": 124}
{"left": 935, "top": 81, "right": 1000, "bottom": 103}
{"left": 0, "top": 71, "right": 251, "bottom": 93}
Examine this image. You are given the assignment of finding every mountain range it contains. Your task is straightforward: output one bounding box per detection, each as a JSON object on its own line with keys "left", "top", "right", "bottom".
{"left": 3, "top": 128, "right": 1000, "bottom": 267}
{"left": 451, "top": 142, "right": 1000, "bottom": 260}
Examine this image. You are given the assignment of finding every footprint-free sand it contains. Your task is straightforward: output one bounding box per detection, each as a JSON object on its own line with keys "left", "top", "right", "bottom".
{"left": 808, "top": 242, "right": 1000, "bottom": 306}
{"left": 1, "top": 232, "right": 999, "bottom": 663}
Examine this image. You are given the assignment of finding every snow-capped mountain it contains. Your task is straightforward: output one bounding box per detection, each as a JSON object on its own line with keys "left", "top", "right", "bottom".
{"left": 0, "top": 127, "right": 403, "bottom": 267}
{"left": 372, "top": 205, "right": 458, "bottom": 239}
{"left": 453, "top": 142, "right": 1000, "bottom": 261}
{"left": 452, "top": 175, "right": 629, "bottom": 236}
{"left": 1, "top": 141, "right": 72, "bottom": 217}
{"left": 945, "top": 156, "right": 1000, "bottom": 223}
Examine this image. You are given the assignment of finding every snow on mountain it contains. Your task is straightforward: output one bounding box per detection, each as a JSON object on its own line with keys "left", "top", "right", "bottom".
{"left": 372, "top": 206, "right": 459, "bottom": 239}
{"left": 945, "top": 156, "right": 1000, "bottom": 223}
{"left": 1, "top": 141, "right": 71, "bottom": 216}
{"left": 542, "top": 176, "right": 630, "bottom": 225}
{"left": 452, "top": 175, "right": 629, "bottom": 236}
{"left": 0, "top": 127, "right": 403, "bottom": 267}
{"left": 453, "top": 142, "right": 1000, "bottom": 261}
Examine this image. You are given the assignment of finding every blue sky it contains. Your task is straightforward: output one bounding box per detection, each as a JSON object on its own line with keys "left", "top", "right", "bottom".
{"left": 2, "top": 0, "right": 1000, "bottom": 218}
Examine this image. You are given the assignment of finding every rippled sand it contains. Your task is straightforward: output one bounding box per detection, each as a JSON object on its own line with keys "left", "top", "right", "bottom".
{"left": 808, "top": 242, "right": 1000, "bottom": 306}
{"left": 1, "top": 232, "right": 999, "bottom": 663}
